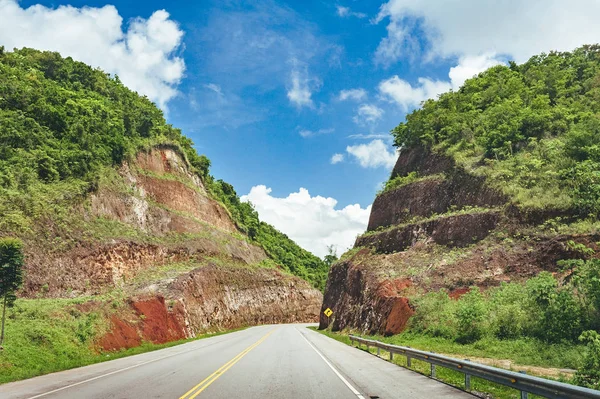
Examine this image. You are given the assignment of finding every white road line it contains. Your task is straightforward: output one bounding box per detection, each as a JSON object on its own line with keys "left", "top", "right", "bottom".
{"left": 296, "top": 328, "right": 365, "bottom": 399}
{"left": 26, "top": 347, "right": 195, "bottom": 399}
{"left": 25, "top": 327, "right": 258, "bottom": 399}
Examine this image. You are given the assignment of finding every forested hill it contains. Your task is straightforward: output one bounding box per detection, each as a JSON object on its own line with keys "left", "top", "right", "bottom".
{"left": 390, "top": 45, "right": 600, "bottom": 217}
{"left": 0, "top": 46, "right": 328, "bottom": 290}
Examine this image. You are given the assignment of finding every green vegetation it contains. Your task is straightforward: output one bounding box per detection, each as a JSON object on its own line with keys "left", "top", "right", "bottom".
{"left": 377, "top": 172, "right": 445, "bottom": 195}
{"left": 0, "top": 47, "right": 328, "bottom": 289}
{"left": 390, "top": 45, "right": 600, "bottom": 215}
{"left": 0, "top": 296, "right": 244, "bottom": 384}
{"left": 409, "top": 261, "right": 600, "bottom": 346}
{"left": 0, "top": 237, "right": 23, "bottom": 345}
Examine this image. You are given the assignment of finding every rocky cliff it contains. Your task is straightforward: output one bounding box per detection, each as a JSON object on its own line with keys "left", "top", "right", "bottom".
{"left": 21, "top": 146, "right": 322, "bottom": 349}
{"left": 320, "top": 145, "right": 600, "bottom": 335}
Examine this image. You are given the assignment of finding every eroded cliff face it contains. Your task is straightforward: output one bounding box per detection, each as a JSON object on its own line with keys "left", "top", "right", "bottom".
{"left": 20, "top": 146, "right": 322, "bottom": 350}
{"left": 100, "top": 265, "right": 320, "bottom": 350}
{"left": 320, "top": 146, "right": 600, "bottom": 335}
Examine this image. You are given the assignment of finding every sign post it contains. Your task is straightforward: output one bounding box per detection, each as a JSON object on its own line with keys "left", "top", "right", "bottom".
{"left": 323, "top": 307, "right": 333, "bottom": 327}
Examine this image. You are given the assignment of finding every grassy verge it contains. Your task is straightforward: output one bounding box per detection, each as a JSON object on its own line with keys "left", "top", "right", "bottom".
{"left": 0, "top": 297, "right": 244, "bottom": 384}
{"left": 310, "top": 328, "right": 576, "bottom": 399}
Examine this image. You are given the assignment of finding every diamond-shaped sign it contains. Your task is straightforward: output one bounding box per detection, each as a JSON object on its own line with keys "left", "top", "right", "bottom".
{"left": 324, "top": 308, "right": 333, "bottom": 317}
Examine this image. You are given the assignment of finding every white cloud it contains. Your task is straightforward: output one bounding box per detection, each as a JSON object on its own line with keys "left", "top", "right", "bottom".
{"left": 346, "top": 139, "right": 398, "bottom": 169}
{"left": 299, "top": 128, "right": 334, "bottom": 138}
{"left": 338, "top": 88, "right": 367, "bottom": 101}
{"left": 375, "top": 0, "right": 600, "bottom": 64}
{"left": 330, "top": 153, "right": 344, "bottom": 164}
{"left": 379, "top": 75, "right": 451, "bottom": 110}
{"left": 353, "top": 104, "right": 384, "bottom": 125}
{"left": 241, "top": 186, "right": 371, "bottom": 258}
{"left": 287, "top": 68, "right": 315, "bottom": 108}
{"left": 379, "top": 53, "right": 504, "bottom": 109}
{"left": 204, "top": 83, "right": 223, "bottom": 96}
{"left": 448, "top": 53, "right": 504, "bottom": 89}
{"left": 0, "top": 0, "right": 185, "bottom": 109}
{"left": 336, "top": 5, "right": 367, "bottom": 19}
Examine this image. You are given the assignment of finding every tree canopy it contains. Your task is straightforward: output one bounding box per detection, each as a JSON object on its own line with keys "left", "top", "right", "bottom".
{"left": 391, "top": 45, "right": 600, "bottom": 216}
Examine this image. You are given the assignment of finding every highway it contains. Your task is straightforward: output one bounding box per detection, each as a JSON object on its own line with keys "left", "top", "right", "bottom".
{"left": 0, "top": 324, "right": 471, "bottom": 399}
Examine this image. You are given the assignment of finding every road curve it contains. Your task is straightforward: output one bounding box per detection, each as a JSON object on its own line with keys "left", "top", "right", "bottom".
{"left": 0, "top": 324, "right": 471, "bottom": 398}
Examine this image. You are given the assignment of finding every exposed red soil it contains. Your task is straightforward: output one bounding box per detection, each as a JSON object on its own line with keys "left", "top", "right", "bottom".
{"left": 384, "top": 297, "right": 415, "bottom": 336}
{"left": 131, "top": 297, "right": 187, "bottom": 344}
{"left": 99, "top": 316, "right": 142, "bottom": 351}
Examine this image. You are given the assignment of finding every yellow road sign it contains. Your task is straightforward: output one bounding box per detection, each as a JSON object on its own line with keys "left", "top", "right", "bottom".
{"left": 324, "top": 308, "right": 333, "bottom": 317}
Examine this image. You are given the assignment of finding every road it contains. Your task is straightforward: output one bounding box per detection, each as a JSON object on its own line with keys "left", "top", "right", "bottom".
{"left": 0, "top": 324, "right": 471, "bottom": 399}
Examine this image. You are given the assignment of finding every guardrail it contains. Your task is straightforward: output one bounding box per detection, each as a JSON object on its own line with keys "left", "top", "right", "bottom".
{"left": 349, "top": 335, "right": 600, "bottom": 399}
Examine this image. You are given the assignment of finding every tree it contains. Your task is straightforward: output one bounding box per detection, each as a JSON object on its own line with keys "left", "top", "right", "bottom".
{"left": 324, "top": 245, "right": 338, "bottom": 268}
{"left": 0, "top": 238, "right": 24, "bottom": 346}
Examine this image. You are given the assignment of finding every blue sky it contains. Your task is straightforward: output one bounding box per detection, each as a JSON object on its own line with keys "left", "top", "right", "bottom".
{"left": 3, "top": 0, "right": 600, "bottom": 256}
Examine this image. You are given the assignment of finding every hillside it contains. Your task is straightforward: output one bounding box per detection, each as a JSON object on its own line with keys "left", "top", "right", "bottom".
{"left": 0, "top": 47, "right": 325, "bottom": 381}
{"left": 320, "top": 46, "right": 600, "bottom": 352}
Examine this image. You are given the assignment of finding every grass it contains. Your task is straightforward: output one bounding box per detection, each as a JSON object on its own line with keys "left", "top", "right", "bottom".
{"left": 359, "top": 205, "right": 498, "bottom": 238}
{"left": 0, "top": 297, "right": 244, "bottom": 385}
{"left": 310, "top": 328, "right": 571, "bottom": 399}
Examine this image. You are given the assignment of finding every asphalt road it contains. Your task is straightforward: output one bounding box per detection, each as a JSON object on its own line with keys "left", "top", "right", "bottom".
{"left": 0, "top": 324, "right": 472, "bottom": 399}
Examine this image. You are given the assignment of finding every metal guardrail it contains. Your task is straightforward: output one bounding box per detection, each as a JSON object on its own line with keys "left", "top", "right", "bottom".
{"left": 349, "top": 335, "right": 600, "bottom": 399}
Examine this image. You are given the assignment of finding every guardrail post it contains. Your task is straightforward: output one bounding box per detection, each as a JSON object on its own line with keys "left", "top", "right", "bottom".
{"left": 407, "top": 356, "right": 411, "bottom": 368}
{"left": 377, "top": 347, "right": 380, "bottom": 356}
{"left": 431, "top": 363, "right": 436, "bottom": 378}
{"left": 519, "top": 371, "right": 528, "bottom": 399}
{"left": 465, "top": 373, "right": 471, "bottom": 391}
{"left": 390, "top": 351, "right": 393, "bottom": 361}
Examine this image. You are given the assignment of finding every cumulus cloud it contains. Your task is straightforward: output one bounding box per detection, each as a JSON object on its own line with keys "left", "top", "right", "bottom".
{"left": 375, "top": 0, "right": 600, "bottom": 64}
{"left": 449, "top": 53, "right": 504, "bottom": 88}
{"left": 379, "top": 76, "right": 450, "bottom": 110}
{"left": 339, "top": 88, "right": 367, "bottom": 101}
{"left": 353, "top": 104, "right": 384, "bottom": 125}
{"left": 346, "top": 139, "right": 398, "bottom": 169}
{"left": 379, "top": 53, "right": 504, "bottom": 109}
{"left": 336, "top": 5, "right": 367, "bottom": 19}
{"left": 0, "top": 0, "right": 185, "bottom": 109}
{"left": 330, "top": 153, "right": 344, "bottom": 164}
{"left": 241, "top": 186, "right": 371, "bottom": 257}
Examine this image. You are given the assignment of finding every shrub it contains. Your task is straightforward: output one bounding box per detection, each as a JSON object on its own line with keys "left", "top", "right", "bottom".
{"left": 574, "top": 330, "right": 600, "bottom": 390}
{"left": 455, "top": 287, "right": 487, "bottom": 343}
{"left": 409, "top": 290, "right": 458, "bottom": 339}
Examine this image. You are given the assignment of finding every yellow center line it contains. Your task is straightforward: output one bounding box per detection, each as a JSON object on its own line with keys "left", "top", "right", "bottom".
{"left": 179, "top": 328, "right": 276, "bottom": 399}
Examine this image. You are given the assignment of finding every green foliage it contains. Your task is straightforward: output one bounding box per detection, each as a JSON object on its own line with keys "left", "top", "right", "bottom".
{"left": 0, "top": 48, "right": 326, "bottom": 287}
{"left": 390, "top": 45, "right": 600, "bottom": 215}
{"left": 409, "top": 263, "right": 600, "bottom": 350}
{"left": 455, "top": 287, "right": 487, "bottom": 343}
{"left": 379, "top": 172, "right": 419, "bottom": 194}
{"left": 0, "top": 237, "right": 24, "bottom": 304}
{"left": 574, "top": 330, "right": 600, "bottom": 389}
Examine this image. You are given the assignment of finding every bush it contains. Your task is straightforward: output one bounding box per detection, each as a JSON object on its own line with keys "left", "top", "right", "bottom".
{"left": 409, "top": 290, "right": 457, "bottom": 339}
{"left": 455, "top": 287, "right": 487, "bottom": 343}
{"left": 574, "top": 330, "right": 600, "bottom": 390}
